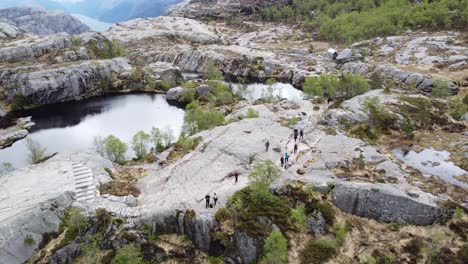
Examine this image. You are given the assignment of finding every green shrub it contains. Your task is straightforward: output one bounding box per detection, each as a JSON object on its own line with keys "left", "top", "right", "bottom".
{"left": 288, "top": 117, "right": 301, "bottom": 127}
{"left": 305, "top": 202, "right": 335, "bottom": 225}
{"left": 167, "top": 136, "right": 202, "bottom": 161}
{"left": 181, "top": 81, "right": 198, "bottom": 89}
{"left": 300, "top": 238, "right": 337, "bottom": 264}
{"left": 313, "top": 105, "right": 320, "bottom": 111}
{"left": 290, "top": 204, "right": 307, "bottom": 231}
{"left": 262, "top": 229, "right": 288, "bottom": 264}
{"left": 208, "top": 256, "right": 224, "bottom": 264}
{"left": 203, "top": 62, "right": 224, "bottom": 81}
{"left": 454, "top": 207, "right": 465, "bottom": 220}
{"left": 88, "top": 40, "right": 127, "bottom": 59}
{"left": 431, "top": 80, "right": 452, "bottom": 98}
{"left": 131, "top": 131, "right": 150, "bottom": 160}
{"left": 303, "top": 74, "right": 339, "bottom": 98}
{"left": 24, "top": 235, "right": 35, "bottom": 246}
{"left": 104, "top": 135, "right": 127, "bottom": 163}
{"left": 208, "top": 82, "right": 234, "bottom": 106}
{"left": 215, "top": 208, "right": 232, "bottom": 223}
{"left": 179, "top": 88, "right": 197, "bottom": 104}
{"left": 338, "top": 73, "right": 370, "bottom": 99}
{"left": 246, "top": 108, "right": 259, "bottom": 118}
{"left": 360, "top": 96, "right": 398, "bottom": 139}
{"left": 182, "top": 101, "right": 225, "bottom": 135}
{"left": 449, "top": 97, "right": 468, "bottom": 121}
{"left": 111, "top": 244, "right": 144, "bottom": 264}
{"left": 334, "top": 224, "right": 348, "bottom": 246}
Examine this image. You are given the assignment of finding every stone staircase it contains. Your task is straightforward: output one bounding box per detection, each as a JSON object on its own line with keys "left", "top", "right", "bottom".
{"left": 72, "top": 162, "right": 97, "bottom": 203}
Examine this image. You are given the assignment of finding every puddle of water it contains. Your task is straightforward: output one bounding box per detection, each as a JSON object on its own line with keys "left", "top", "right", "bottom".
{"left": 393, "top": 147, "right": 467, "bottom": 187}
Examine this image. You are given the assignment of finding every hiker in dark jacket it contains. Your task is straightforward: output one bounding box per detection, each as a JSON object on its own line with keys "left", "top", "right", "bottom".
{"left": 294, "top": 143, "right": 298, "bottom": 154}
{"left": 280, "top": 156, "right": 284, "bottom": 168}
{"left": 265, "top": 140, "right": 270, "bottom": 151}
{"left": 205, "top": 194, "right": 211, "bottom": 208}
{"left": 300, "top": 130, "right": 304, "bottom": 140}
{"left": 234, "top": 172, "right": 239, "bottom": 183}
{"left": 213, "top": 193, "right": 218, "bottom": 206}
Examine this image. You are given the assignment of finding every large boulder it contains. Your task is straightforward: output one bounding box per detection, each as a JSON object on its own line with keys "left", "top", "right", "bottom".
{"left": 48, "top": 243, "right": 81, "bottom": 264}
{"left": 166, "top": 87, "right": 184, "bottom": 102}
{"left": 332, "top": 182, "right": 452, "bottom": 225}
{"left": 233, "top": 231, "right": 264, "bottom": 264}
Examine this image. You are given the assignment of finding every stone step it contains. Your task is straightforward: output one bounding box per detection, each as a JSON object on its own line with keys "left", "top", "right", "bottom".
{"left": 77, "top": 195, "right": 95, "bottom": 202}
{"left": 76, "top": 190, "right": 95, "bottom": 199}
{"left": 74, "top": 176, "right": 93, "bottom": 184}
{"left": 73, "top": 169, "right": 92, "bottom": 176}
{"left": 75, "top": 182, "right": 95, "bottom": 189}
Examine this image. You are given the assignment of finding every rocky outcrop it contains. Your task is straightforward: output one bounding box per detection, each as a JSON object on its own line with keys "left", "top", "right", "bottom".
{"left": 0, "top": 31, "right": 113, "bottom": 63}
{"left": 104, "top": 16, "right": 219, "bottom": 44}
{"left": 0, "top": 7, "right": 89, "bottom": 35}
{"left": 48, "top": 243, "right": 81, "bottom": 264}
{"left": 145, "top": 62, "right": 182, "bottom": 83}
{"left": 1, "top": 58, "right": 132, "bottom": 105}
{"left": 0, "top": 22, "right": 21, "bottom": 39}
{"left": 168, "top": 0, "right": 290, "bottom": 18}
{"left": 341, "top": 62, "right": 459, "bottom": 94}
{"left": 332, "top": 182, "right": 452, "bottom": 225}
{"left": 0, "top": 33, "right": 71, "bottom": 63}
{"left": 0, "top": 117, "right": 34, "bottom": 149}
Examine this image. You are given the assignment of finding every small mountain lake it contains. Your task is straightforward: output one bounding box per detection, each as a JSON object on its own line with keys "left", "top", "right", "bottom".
{"left": 0, "top": 93, "right": 185, "bottom": 169}
{"left": 232, "top": 82, "right": 304, "bottom": 101}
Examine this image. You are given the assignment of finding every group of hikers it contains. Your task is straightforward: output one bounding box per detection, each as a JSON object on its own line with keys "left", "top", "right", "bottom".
{"left": 204, "top": 128, "right": 305, "bottom": 209}
{"left": 280, "top": 128, "right": 304, "bottom": 169}
{"left": 204, "top": 193, "right": 219, "bottom": 209}
{"left": 265, "top": 128, "right": 304, "bottom": 169}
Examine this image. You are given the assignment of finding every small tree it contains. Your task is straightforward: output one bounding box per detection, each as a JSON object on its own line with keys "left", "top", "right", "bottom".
{"left": 161, "top": 126, "right": 175, "bottom": 148}
{"left": 303, "top": 77, "right": 323, "bottom": 98}
{"left": 131, "top": 131, "right": 150, "bottom": 159}
{"left": 338, "top": 73, "right": 370, "bottom": 99}
{"left": 25, "top": 138, "right": 47, "bottom": 164}
{"left": 431, "top": 79, "right": 452, "bottom": 98}
{"left": 203, "top": 62, "right": 224, "bottom": 81}
{"left": 92, "top": 136, "right": 106, "bottom": 157}
{"left": 249, "top": 160, "right": 280, "bottom": 204}
{"left": 104, "top": 135, "right": 127, "bottom": 163}
{"left": 150, "top": 127, "right": 164, "bottom": 152}
{"left": 262, "top": 229, "right": 288, "bottom": 264}
{"left": 111, "top": 244, "right": 144, "bottom": 264}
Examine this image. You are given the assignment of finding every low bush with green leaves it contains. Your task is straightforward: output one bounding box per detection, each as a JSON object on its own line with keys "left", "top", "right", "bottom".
{"left": 104, "top": 135, "right": 127, "bottom": 163}
{"left": 431, "top": 79, "right": 453, "bottom": 98}
{"left": 262, "top": 229, "right": 289, "bottom": 264}
{"left": 203, "top": 62, "right": 224, "bottom": 81}
{"left": 111, "top": 244, "right": 144, "bottom": 264}
{"left": 182, "top": 101, "right": 225, "bottom": 136}
{"left": 300, "top": 238, "right": 337, "bottom": 264}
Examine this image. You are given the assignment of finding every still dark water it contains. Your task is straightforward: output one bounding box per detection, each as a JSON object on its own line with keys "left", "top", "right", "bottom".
{"left": 0, "top": 94, "right": 185, "bottom": 168}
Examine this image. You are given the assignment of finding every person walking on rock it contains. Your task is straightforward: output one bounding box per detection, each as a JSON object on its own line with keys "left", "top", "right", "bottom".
{"left": 300, "top": 130, "right": 304, "bottom": 140}
{"left": 234, "top": 171, "right": 239, "bottom": 183}
{"left": 265, "top": 140, "right": 270, "bottom": 152}
{"left": 284, "top": 152, "right": 289, "bottom": 165}
{"left": 294, "top": 129, "right": 298, "bottom": 142}
{"left": 213, "top": 193, "right": 218, "bottom": 206}
{"left": 294, "top": 143, "right": 298, "bottom": 154}
{"left": 205, "top": 194, "right": 211, "bottom": 208}
{"left": 280, "top": 156, "right": 284, "bottom": 168}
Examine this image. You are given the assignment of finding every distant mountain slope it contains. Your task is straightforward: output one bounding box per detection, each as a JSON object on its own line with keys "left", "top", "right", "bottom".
{"left": 0, "top": 7, "right": 90, "bottom": 35}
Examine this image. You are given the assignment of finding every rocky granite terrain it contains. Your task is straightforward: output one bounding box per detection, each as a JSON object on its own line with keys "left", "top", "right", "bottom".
{"left": 0, "top": 1, "right": 467, "bottom": 264}
{"left": 0, "top": 7, "right": 89, "bottom": 35}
